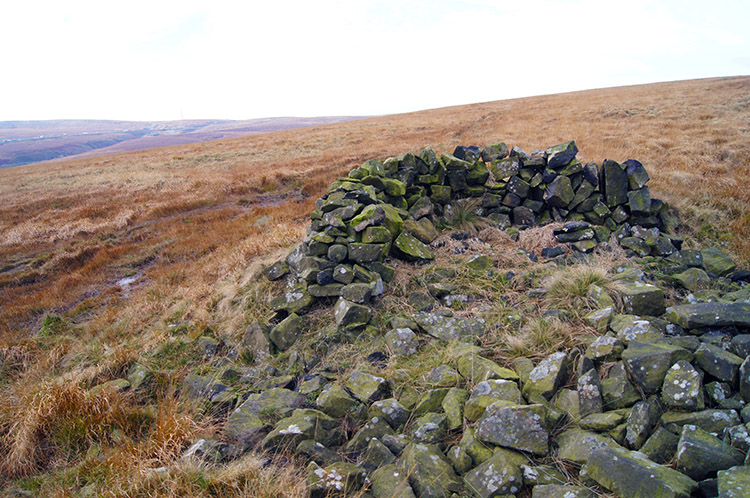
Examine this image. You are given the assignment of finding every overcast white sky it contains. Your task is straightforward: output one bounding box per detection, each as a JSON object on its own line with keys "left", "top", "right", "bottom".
{"left": 1, "top": 0, "right": 748, "bottom": 121}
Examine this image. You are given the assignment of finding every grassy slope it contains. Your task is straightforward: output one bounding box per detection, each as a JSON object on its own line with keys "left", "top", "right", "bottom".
{"left": 0, "top": 76, "right": 748, "bottom": 496}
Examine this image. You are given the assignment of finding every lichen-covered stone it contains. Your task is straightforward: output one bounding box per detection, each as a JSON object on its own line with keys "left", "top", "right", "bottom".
{"left": 579, "top": 411, "right": 625, "bottom": 431}
{"left": 546, "top": 141, "right": 579, "bottom": 168}
{"left": 622, "top": 341, "right": 692, "bottom": 394}
{"left": 263, "top": 409, "right": 340, "bottom": 450}
{"left": 345, "top": 416, "right": 395, "bottom": 452}
{"left": 693, "top": 342, "right": 743, "bottom": 384}
{"left": 601, "top": 362, "right": 641, "bottom": 409}
{"left": 585, "top": 334, "right": 624, "bottom": 362}
{"left": 226, "top": 387, "right": 305, "bottom": 440}
{"left": 675, "top": 424, "right": 745, "bottom": 480}
{"left": 414, "top": 313, "right": 486, "bottom": 343}
{"left": 661, "top": 360, "right": 704, "bottom": 410}
{"left": 411, "top": 412, "right": 448, "bottom": 444}
{"left": 413, "top": 389, "right": 449, "bottom": 417}
{"left": 601, "top": 160, "right": 629, "bottom": 207}
{"left": 544, "top": 176, "right": 575, "bottom": 208}
{"left": 393, "top": 231, "right": 435, "bottom": 261}
{"left": 665, "top": 302, "right": 750, "bottom": 329}
{"left": 369, "top": 464, "right": 416, "bottom": 498}
{"left": 583, "top": 446, "right": 697, "bottom": 498}
{"left": 270, "top": 287, "right": 314, "bottom": 314}
{"left": 463, "top": 447, "right": 526, "bottom": 498}
{"left": 442, "top": 387, "right": 469, "bottom": 430}
{"left": 264, "top": 261, "right": 289, "bottom": 281}
{"left": 577, "top": 368, "right": 603, "bottom": 417}
{"left": 385, "top": 328, "right": 419, "bottom": 356}
{"left": 523, "top": 352, "right": 568, "bottom": 401}
{"left": 464, "top": 379, "right": 523, "bottom": 422}
{"left": 660, "top": 409, "right": 741, "bottom": 436}
{"left": 316, "top": 384, "right": 360, "bottom": 418}
{"left": 620, "top": 281, "right": 665, "bottom": 316}
{"left": 476, "top": 402, "right": 549, "bottom": 455}
{"left": 426, "top": 365, "right": 462, "bottom": 387}
{"left": 346, "top": 370, "right": 390, "bottom": 404}
{"left": 609, "top": 314, "right": 663, "bottom": 344}
{"left": 701, "top": 247, "right": 737, "bottom": 276}
{"left": 457, "top": 353, "right": 519, "bottom": 385}
{"left": 369, "top": 398, "right": 409, "bottom": 430}
{"left": 334, "top": 298, "right": 372, "bottom": 329}
{"left": 269, "top": 313, "right": 302, "bottom": 351}
{"left": 583, "top": 307, "right": 614, "bottom": 334}
{"left": 717, "top": 465, "right": 750, "bottom": 498}
{"left": 398, "top": 443, "right": 463, "bottom": 498}
{"left": 625, "top": 400, "right": 661, "bottom": 450}
{"left": 673, "top": 267, "right": 711, "bottom": 292}
{"left": 556, "top": 428, "right": 622, "bottom": 464}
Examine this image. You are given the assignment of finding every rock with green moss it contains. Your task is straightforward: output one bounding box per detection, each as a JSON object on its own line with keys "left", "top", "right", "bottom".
{"left": 385, "top": 328, "right": 419, "bottom": 356}
{"left": 464, "top": 379, "right": 523, "bottom": 422}
{"left": 463, "top": 447, "right": 526, "bottom": 498}
{"left": 701, "top": 247, "right": 737, "bottom": 276}
{"left": 360, "top": 438, "right": 397, "bottom": 470}
{"left": 350, "top": 203, "right": 404, "bottom": 238}
{"left": 393, "top": 232, "right": 435, "bottom": 261}
{"left": 426, "top": 365, "right": 462, "bottom": 387}
{"left": 601, "top": 362, "right": 641, "bottom": 409}
{"left": 346, "top": 370, "right": 390, "bottom": 404}
{"left": 717, "top": 465, "right": 750, "bottom": 498}
{"left": 583, "top": 307, "right": 614, "bottom": 334}
{"left": 413, "top": 313, "right": 486, "bottom": 343}
{"left": 673, "top": 268, "right": 711, "bottom": 292}
{"left": 262, "top": 409, "right": 340, "bottom": 450}
{"left": 413, "top": 389, "right": 449, "bottom": 417}
{"left": 577, "top": 368, "right": 603, "bottom": 417}
{"left": 585, "top": 334, "right": 624, "bottom": 362}
{"left": 403, "top": 218, "right": 438, "bottom": 244}
{"left": 601, "top": 160, "right": 629, "bottom": 207}
{"left": 307, "top": 461, "right": 365, "bottom": 498}
{"left": 579, "top": 411, "right": 625, "bottom": 431}
{"left": 694, "top": 343, "right": 743, "bottom": 384}
{"left": 369, "top": 464, "right": 416, "bottom": 498}
{"left": 264, "top": 261, "right": 289, "bottom": 281}
{"left": 411, "top": 412, "right": 448, "bottom": 444}
{"left": 622, "top": 341, "right": 692, "bottom": 394}
{"left": 546, "top": 141, "right": 579, "bottom": 168}
{"left": 270, "top": 287, "right": 315, "bottom": 314}
{"left": 316, "top": 384, "right": 360, "bottom": 418}
{"left": 476, "top": 402, "right": 549, "bottom": 455}
{"left": 442, "top": 387, "right": 469, "bottom": 430}
{"left": 334, "top": 298, "right": 372, "bottom": 329}
{"left": 639, "top": 426, "right": 679, "bottom": 464}
{"left": 457, "top": 353, "right": 518, "bottom": 384}
{"left": 269, "top": 313, "right": 302, "bottom": 351}
{"left": 225, "top": 387, "right": 305, "bottom": 440}
{"left": 583, "top": 446, "right": 696, "bottom": 498}
{"left": 369, "top": 398, "right": 409, "bottom": 430}
{"left": 127, "top": 363, "right": 153, "bottom": 391}
{"left": 345, "top": 416, "right": 395, "bottom": 452}
{"left": 620, "top": 281, "right": 665, "bottom": 316}
{"left": 665, "top": 302, "right": 750, "bottom": 329}
{"left": 523, "top": 352, "right": 568, "bottom": 401}
{"left": 398, "top": 443, "right": 463, "bottom": 498}
{"left": 556, "top": 428, "right": 622, "bottom": 464}
{"left": 675, "top": 424, "right": 745, "bottom": 480}
{"left": 661, "top": 360, "right": 704, "bottom": 410}
{"left": 348, "top": 243, "right": 386, "bottom": 263}
{"left": 660, "top": 409, "right": 741, "bottom": 435}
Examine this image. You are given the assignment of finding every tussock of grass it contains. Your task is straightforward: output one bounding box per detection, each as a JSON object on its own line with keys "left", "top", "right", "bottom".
{"left": 105, "top": 454, "right": 307, "bottom": 498}
{"left": 543, "top": 263, "right": 625, "bottom": 313}
{"left": 499, "top": 316, "right": 581, "bottom": 360}
{"left": 440, "top": 198, "right": 489, "bottom": 236}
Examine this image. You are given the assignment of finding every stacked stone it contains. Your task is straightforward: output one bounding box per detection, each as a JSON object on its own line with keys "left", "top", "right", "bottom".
{"left": 261, "top": 141, "right": 683, "bottom": 353}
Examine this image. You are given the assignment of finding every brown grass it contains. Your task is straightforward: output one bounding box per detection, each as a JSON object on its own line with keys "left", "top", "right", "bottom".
{"left": 0, "top": 76, "right": 749, "bottom": 495}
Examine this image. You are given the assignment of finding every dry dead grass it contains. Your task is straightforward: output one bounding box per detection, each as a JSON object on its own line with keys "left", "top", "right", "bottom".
{"left": 0, "top": 76, "right": 748, "bottom": 495}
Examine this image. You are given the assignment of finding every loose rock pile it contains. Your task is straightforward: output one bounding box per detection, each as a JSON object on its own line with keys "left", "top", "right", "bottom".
{"left": 263, "top": 141, "right": 682, "bottom": 347}
{"left": 175, "top": 142, "right": 750, "bottom": 497}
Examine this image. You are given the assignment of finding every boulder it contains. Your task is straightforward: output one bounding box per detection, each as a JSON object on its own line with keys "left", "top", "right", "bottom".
{"left": 701, "top": 247, "right": 737, "bottom": 276}
{"left": 523, "top": 352, "right": 568, "bottom": 401}
{"left": 622, "top": 341, "right": 692, "bottom": 394}
{"left": 661, "top": 360, "right": 705, "bottom": 410}
{"left": 464, "top": 379, "right": 523, "bottom": 422}
{"left": 666, "top": 302, "right": 750, "bottom": 329}
{"left": 315, "top": 384, "right": 360, "bottom": 418}
{"left": 262, "top": 409, "right": 340, "bottom": 450}
{"left": 346, "top": 370, "right": 390, "bottom": 403}
{"left": 393, "top": 232, "right": 435, "bottom": 261}
{"left": 269, "top": 313, "right": 302, "bottom": 351}
{"left": 546, "top": 141, "right": 578, "bottom": 168}
{"left": 369, "top": 464, "right": 416, "bottom": 498}
{"left": 620, "top": 281, "right": 665, "bottom": 316}
{"left": 385, "top": 328, "right": 419, "bottom": 356}
{"left": 717, "top": 465, "right": 750, "bottom": 498}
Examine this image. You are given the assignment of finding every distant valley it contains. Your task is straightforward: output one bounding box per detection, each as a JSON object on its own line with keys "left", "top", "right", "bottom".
{"left": 0, "top": 116, "right": 366, "bottom": 168}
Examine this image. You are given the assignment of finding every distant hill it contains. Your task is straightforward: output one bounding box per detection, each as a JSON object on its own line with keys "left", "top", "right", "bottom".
{"left": 0, "top": 116, "right": 367, "bottom": 168}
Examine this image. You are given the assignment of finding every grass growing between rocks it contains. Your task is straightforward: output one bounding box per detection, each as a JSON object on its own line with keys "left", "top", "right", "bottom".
{"left": 1, "top": 77, "right": 749, "bottom": 496}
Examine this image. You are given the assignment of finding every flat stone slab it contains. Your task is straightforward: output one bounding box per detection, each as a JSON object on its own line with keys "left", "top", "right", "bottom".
{"left": 476, "top": 402, "right": 549, "bottom": 455}
{"left": 583, "top": 446, "right": 697, "bottom": 498}
{"left": 665, "top": 302, "right": 750, "bottom": 329}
